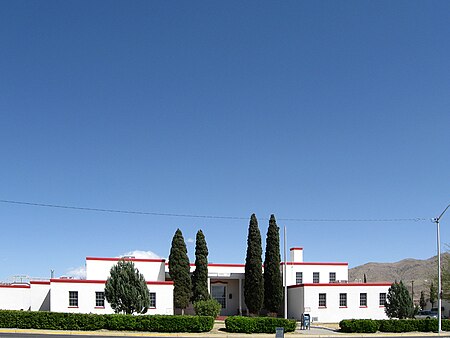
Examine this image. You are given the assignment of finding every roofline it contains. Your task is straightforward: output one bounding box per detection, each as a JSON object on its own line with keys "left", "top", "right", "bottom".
{"left": 281, "top": 262, "right": 348, "bottom": 266}
{"left": 290, "top": 247, "right": 303, "bottom": 251}
{"left": 30, "top": 281, "right": 51, "bottom": 285}
{"left": 50, "top": 278, "right": 173, "bottom": 285}
{"left": 0, "top": 284, "right": 30, "bottom": 289}
{"left": 86, "top": 257, "right": 166, "bottom": 263}
{"left": 288, "top": 282, "right": 392, "bottom": 289}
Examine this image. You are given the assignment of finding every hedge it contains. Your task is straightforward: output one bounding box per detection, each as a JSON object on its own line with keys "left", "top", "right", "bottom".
{"left": 340, "top": 318, "right": 450, "bottom": 333}
{"left": 0, "top": 310, "right": 214, "bottom": 332}
{"left": 225, "top": 316, "right": 297, "bottom": 333}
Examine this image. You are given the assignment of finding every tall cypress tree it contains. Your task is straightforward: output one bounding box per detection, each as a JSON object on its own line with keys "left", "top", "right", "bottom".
{"left": 169, "top": 228, "right": 192, "bottom": 314}
{"left": 192, "top": 229, "right": 210, "bottom": 302}
{"left": 263, "top": 214, "right": 282, "bottom": 315}
{"left": 244, "top": 213, "right": 264, "bottom": 315}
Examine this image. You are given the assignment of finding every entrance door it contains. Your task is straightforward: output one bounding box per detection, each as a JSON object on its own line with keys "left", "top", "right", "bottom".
{"left": 211, "top": 284, "right": 227, "bottom": 310}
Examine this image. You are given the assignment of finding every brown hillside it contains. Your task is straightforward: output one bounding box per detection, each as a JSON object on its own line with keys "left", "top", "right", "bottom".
{"left": 349, "top": 253, "right": 449, "bottom": 303}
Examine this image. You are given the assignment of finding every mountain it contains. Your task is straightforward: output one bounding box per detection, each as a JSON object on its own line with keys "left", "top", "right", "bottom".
{"left": 349, "top": 253, "right": 449, "bottom": 302}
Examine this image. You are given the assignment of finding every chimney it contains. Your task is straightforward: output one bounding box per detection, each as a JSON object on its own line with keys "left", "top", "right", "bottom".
{"left": 290, "top": 247, "right": 303, "bottom": 262}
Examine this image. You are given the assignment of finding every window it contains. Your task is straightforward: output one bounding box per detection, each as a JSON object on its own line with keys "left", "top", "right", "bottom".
{"left": 313, "top": 272, "right": 320, "bottom": 283}
{"left": 69, "top": 291, "right": 78, "bottom": 307}
{"left": 379, "top": 293, "right": 386, "bottom": 306}
{"left": 296, "top": 272, "right": 303, "bottom": 284}
{"left": 212, "top": 284, "right": 226, "bottom": 308}
{"left": 329, "top": 272, "right": 336, "bottom": 283}
{"left": 339, "top": 293, "right": 347, "bottom": 307}
{"left": 149, "top": 292, "right": 156, "bottom": 308}
{"left": 319, "top": 293, "right": 326, "bottom": 307}
{"left": 360, "top": 293, "right": 367, "bottom": 307}
{"left": 95, "top": 291, "right": 105, "bottom": 307}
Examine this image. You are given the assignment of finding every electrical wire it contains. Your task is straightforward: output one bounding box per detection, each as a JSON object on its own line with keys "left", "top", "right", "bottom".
{"left": 0, "top": 199, "right": 429, "bottom": 223}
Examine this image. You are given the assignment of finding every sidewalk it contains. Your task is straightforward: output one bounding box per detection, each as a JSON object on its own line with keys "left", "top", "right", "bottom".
{"left": 0, "top": 322, "right": 446, "bottom": 337}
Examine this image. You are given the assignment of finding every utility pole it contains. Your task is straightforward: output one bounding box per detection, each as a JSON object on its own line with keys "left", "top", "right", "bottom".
{"left": 433, "top": 203, "right": 450, "bottom": 334}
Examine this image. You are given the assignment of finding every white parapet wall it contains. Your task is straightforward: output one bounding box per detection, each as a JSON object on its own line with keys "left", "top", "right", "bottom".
{"left": 86, "top": 257, "right": 166, "bottom": 281}
{"left": 0, "top": 284, "right": 30, "bottom": 310}
{"left": 30, "top": 281, "right": 51, "bottom": 311}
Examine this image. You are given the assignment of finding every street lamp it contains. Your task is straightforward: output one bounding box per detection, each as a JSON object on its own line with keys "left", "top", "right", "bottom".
{"left": 433, "top": 204, "right": 450, "bottom": 334}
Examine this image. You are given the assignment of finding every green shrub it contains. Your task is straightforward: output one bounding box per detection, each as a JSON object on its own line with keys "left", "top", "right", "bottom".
{"left": 0, "top": 310, "right": 213, "bottom": 333}
{"left": 339, "top": 319, "right": 379, "bottom": 333}
{"left": 136, "top": 315, "right": 214, "bottom": 332}
{"left": 378, "top": 319, "right": 417, "bottom": 332}
{"left": 225, "top": 316, "right": 296, "bottom": 333}
{"left": 194, "top": 299, "right": 221, "bottom": 318}
{"left": 340, "top": 318, "right": 450, "bottom": 333}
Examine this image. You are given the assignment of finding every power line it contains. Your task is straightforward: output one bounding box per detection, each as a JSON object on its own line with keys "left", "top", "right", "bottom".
{"left": 0, "top": 199, "right": 428, "bottom": 223}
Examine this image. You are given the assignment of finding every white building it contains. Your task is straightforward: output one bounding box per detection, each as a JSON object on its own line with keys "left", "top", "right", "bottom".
{"left": 0, "top": 247, "right": 392, "bottom": 322}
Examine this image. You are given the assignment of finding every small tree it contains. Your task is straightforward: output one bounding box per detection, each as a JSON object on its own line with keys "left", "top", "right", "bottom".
{"left": 244, "top": 213, "right": 264, "bottom": 316}
{"left": 420, "top": 290, "right": 427, "bottom": 310}
{"left": 385, "top": 281, "right": 414, "bottom": 319}
{"left": 192, "top": 229, "right": 210, "bottom": 302}
{"left": 263, "top": 214, "right": 282, "bottom": 315}
{"left": 169, "top": 228, "right": 192, "bottom": 314}
{"left": 429, "top": 282, "right": 437, "bottom": 307}
{"left": 104, "top": 260, "right": 150, "bottom": 314}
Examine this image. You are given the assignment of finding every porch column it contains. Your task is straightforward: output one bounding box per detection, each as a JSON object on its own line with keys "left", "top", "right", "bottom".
{"left": 238, "top": 278, "right": 242, "bottom": 315}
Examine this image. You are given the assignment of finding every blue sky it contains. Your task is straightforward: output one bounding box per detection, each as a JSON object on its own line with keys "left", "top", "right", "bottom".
{"left": 0, "top": 1, "right": 449, "bottom": 281}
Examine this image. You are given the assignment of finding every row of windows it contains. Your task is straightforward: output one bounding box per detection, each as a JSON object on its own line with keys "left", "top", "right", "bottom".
{"left": 296, "top": 272, "right": 336, "bottom": 284}
{"left": 318, "top": 292, "right": 387, "bottom": 307}
{"left": 68, "top": 291, "right": 156, "bottom": 308}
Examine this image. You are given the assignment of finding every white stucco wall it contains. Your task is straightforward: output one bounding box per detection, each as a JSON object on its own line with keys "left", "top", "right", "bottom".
{"left": 0, "top": 285, "right": 30, "bottom": 310}
{"left": 50, "top": 279, "right": 173, "bottom": 315}
{"left": 30, "top": 281, "right": 51, "bottom": 311}
{"left": 285, "top": 263, "right": 348, "bottom": 285}
{"left": 86, "top": 257, "right": 166, "bottom": 281}
{"left": 288, "top": 283, "right": 390, "bottom": 322}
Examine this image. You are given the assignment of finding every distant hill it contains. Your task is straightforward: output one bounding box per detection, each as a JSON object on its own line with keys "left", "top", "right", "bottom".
{"left": 349, "top": 253, "right": 449, "bottom": 302}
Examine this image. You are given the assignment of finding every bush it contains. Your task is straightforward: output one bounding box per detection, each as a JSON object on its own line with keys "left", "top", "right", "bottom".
{"left": 378, "top": 319, "right": 417, "bottom": 332}
{"left": 225, "top": 316, "right": 296, "bottom": 333}
{"left": 194, "top": 299, "right": 221, "bottom": 318}
{"left": 0, "top": 310, "right": 213, "bottom": 333}
{"left": 340, "top": 318, "right": 450, "bottom": 333}
{"left": 339, "top": 319, "right": 379, "bottom": 333}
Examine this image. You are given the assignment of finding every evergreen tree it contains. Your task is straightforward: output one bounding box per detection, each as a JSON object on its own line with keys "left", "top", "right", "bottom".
{"left": 363, "top": 273, "right": 367, "bottom": 283}
{"left": 169, "top": 228, "right": 192, "bottom": 314}
{"left": 429, "top": 282, "right": 437, "bottom": 307}
{"left": 263, "top": 214, "right": 283, "bottom": 315}
{"left": 244, "top": 213, "right": 264, "bottom": 315}
{"left": 420, "top": 290, "right": 427, "bottom": 310}
{"left": 104, "top": 260, "right": 150, "bottom": 314}
{"left": 192, "top": 229, "right": 210, "bottom": 302}
{"left": 385, "top": 281, "right": 414, "bottom": 319}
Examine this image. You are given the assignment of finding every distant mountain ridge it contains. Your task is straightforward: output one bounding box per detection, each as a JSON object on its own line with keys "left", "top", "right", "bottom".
{"left": 349, "top": 253, "right": 449, "bottom": 302}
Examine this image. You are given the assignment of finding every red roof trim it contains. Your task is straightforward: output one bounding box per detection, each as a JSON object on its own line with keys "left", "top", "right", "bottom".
{"left": 30, "top": 281, "right": 50, "bottom": 285}
{"left": 281, "top": 262, "right": 348, "bottom": 266}
{"left": 208, "top": 263, "right": 246, "bottom": 267}
{"left": 0, "top": 284, "right": 30, "bottom": 289}
{"left": 146, "top": 281, "right": 174, "bottom": 285}
{"left": 288, "top": 283, "right": 392, "bottom": 289}
{"left": 51, "top": 279, "right": 105, "bottom": 284}
{"left": 50, "top": 279, "right": 173, "bottom": 285}
{"left": 86, "top": 257, "right": 165, "bottom": 263}
{"left": 290, "top": 247, "right": 303, "bottom": 251}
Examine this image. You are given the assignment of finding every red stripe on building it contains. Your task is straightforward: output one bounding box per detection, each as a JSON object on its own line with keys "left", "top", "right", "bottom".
{"left": 86, "top": 257, "right": 165, "bottom": 262}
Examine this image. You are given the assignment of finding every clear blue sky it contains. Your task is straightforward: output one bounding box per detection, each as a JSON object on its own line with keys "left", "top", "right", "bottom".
{"left": 1, "top": 1, "right": 449, "bottom": 281}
